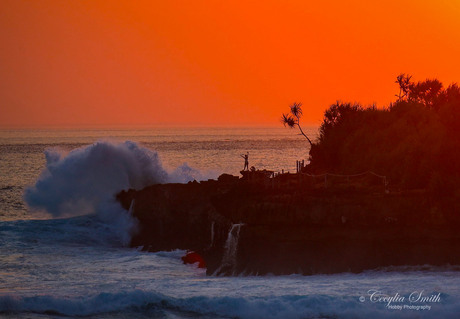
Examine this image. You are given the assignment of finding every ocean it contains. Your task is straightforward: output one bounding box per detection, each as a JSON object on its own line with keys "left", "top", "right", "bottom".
{"left": 0, "top": 126, "right": 459, "bottom": 318}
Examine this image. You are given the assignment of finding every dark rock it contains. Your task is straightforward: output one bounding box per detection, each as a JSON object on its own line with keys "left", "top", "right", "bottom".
{"left": 116, "top": 174, "right": 460, "bottom": 276}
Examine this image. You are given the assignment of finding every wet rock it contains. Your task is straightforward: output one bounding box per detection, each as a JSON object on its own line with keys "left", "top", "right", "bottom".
{"left": 117, "top": 174, "right": 460, "bottom": 276}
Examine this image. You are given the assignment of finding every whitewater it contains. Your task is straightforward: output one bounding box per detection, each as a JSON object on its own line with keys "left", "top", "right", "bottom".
{"left": 1, "top": 127, "right": 459, "bottom": 318}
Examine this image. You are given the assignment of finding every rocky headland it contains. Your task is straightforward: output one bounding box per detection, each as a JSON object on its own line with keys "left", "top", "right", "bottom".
{"left": 117, "top": 172, "right": 460, "bottom": 276}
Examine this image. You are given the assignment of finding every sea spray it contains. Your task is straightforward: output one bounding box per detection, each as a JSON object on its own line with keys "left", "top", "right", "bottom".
{"left": 24, "top": 140, "right": 208, "bottom": 245}
{"left": 210, "top": 221, "right": 215, "bottom": 248}
{"left": 168, "top": 163, "right": 212, "bottom": 183}
{"left": 216, "top": 223, "right": 244, "bottom": 275}
{"left": 128, "top": 199, "right": 135, "bottom": 216}
{"left": 25, "top": 141, "right": 168, "bottom": 217}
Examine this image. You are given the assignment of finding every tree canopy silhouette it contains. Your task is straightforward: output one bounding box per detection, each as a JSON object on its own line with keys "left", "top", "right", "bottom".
{"left": 283, "top": 75, "right": 460, "bottom": 193}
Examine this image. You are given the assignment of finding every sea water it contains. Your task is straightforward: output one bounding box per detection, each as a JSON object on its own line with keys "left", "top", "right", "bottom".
{"left": 0, "top": 126, "right": 459, "bottom": 319}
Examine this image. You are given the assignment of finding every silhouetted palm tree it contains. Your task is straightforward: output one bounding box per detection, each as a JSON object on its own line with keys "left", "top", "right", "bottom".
{"left": 395, "top": 73, "right": 412, "bottom": 102}
{"left": 281, "top": 102, "right": 313, "bottom": 146}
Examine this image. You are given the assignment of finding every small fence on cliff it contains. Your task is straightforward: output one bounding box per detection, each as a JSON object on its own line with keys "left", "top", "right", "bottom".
{"left": 300, "top": 171, "right": 388, "bottom": 188}
{"left": 270, "top": 169, "right": 388, "bottom": 192}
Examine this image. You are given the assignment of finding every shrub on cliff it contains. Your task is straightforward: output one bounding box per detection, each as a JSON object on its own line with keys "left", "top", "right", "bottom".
{"left": 300, "top": 75, "right": 460, "bottom": 191}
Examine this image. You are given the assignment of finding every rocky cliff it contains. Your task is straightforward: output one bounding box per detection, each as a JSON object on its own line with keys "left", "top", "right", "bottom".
{"left": 117, "top": 174, "right": 460, "bottom": 275}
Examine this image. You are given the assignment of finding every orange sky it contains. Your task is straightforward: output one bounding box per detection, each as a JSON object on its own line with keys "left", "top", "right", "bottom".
{"left": 1, "top": 0, "right": 460, "bottom": 128}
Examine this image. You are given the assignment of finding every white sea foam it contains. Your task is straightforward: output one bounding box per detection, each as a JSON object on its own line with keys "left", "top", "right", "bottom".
{"left": 0, "top": 290, "right": 459, "bottom": 319}
{"left": 23, "top": 141, "right": 210, "bottom": 245}
{"left": 215, "top": 223, "right": 244, "bottom": 275}
{"left": 24, "top": 141, "right": 168, "bottom": 218}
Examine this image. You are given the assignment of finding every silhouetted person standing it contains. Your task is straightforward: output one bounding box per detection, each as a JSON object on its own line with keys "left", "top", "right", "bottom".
{"left": 241, "top": 152, "right": 249, "bottom": 171}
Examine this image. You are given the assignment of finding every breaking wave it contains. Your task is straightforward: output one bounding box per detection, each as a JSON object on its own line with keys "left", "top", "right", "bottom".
{"left": 23, "top": 141, "right": 210, "bottom": 245}
{"left": 0, "top": 291, "right": 458, "bottom": 319}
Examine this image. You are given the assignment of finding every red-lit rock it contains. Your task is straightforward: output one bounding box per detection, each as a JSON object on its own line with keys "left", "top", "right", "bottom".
{"left": 181, "top": 251, "right": 206, "bottom": 268}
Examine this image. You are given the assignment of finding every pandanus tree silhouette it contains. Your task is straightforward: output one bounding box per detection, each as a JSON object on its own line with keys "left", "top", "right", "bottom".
{"left": 281, "top": 102, "right": 313, "bottom": 146}
{"left": 395, "top": 73, "right": 412, "bottom": 102}
{"left": 395, "top": 73, "right": 445, "bottom": 109}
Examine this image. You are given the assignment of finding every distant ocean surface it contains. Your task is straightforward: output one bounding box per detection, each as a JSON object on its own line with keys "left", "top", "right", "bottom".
{"left": 1, "top": 126, "right": 459, "bottom": 319}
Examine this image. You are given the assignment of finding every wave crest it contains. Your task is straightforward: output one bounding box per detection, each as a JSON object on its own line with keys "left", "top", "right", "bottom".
{"left": 1, "top": 291, "right": 457, "bottom": 319}
{"left": 23, "top": 141, "right": 210, "bottom": 245}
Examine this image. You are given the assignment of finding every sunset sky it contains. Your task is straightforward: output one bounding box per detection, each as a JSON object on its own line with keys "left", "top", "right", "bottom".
{"left": 1, "top": 0, "right": 460, "bottom": 128}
